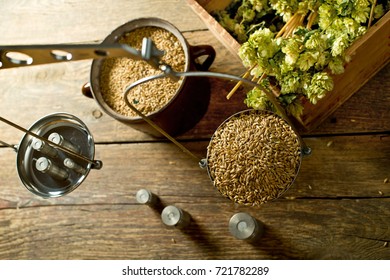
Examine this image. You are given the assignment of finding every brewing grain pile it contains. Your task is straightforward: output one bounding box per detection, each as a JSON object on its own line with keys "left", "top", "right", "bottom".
{"left": 100, "top": 27, "right": 186, "bottom": 117}
{"left": 207, "top": 110, "right": 301, "bottom": 206}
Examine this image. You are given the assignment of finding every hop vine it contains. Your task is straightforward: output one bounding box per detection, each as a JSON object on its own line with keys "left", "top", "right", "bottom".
{"left": 213, "top": 0, "right": 388, "bottom": 118}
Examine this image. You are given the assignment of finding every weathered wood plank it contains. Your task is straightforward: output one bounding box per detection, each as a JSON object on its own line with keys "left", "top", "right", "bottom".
{"left": 1, "top": 134, "right": 389, "bottom": 208}
{"left": 292, "top": 134, "right": 390, "bottom": 198}
{"left": 1, "top": 199, "right": 389, "bottom": 259}
{"left": 0, "top": 0, "right": 207, "bottom": 45}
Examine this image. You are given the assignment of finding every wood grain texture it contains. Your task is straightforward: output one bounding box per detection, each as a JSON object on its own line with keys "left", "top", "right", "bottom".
{"left": 1, "top": 135, "right": 389, "bottom": 207}
{"left": 1, "top": 136, "right": 390, "bottom": 259}
{"left": 0, "top": 0, "right": 206, "bottom": 45}
{"left": 1, "top": 199, "right": 389, "bottom": 259}
{"left": 0, "top": 0, "right": 390, "bottom": 260}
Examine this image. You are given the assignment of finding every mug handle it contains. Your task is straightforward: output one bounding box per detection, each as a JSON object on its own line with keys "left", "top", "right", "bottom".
{"left": 81, "top": 82, "right": 94, "bottom": 99}
{"left": 190, "top": 45, "right": 216, "bottom": 71}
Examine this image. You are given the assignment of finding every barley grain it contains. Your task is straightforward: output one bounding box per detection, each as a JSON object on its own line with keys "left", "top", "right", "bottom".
{"left": 100, "top": 27, "right": 185, "bottom": 117}
{"left": 207, "top": 110, "right": 301, "bottom": 206}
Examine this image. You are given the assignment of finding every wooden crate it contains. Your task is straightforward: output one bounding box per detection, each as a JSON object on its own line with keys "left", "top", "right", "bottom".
{"left": 187, "top": 0, "right": 390, "bottom": 131}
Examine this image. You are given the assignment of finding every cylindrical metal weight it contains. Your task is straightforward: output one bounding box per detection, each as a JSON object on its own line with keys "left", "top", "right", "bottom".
{"left": 161, "top": 205, "right": 191, "bottom": 229}
{"left": 35, "top": 157, "right": 69, "bottom": 181}
{"left": 229, "top": 212, "right": 264, "bottom": 241}
{"left": 49, "top": 132, "right": 80, "bottom": 153}
{"left": 32, "top": 138, "right": 58, "bottom": 158}
{"left": 136, "top": 189, "right": 158, "bottom": 206}
{"left": 64, "top": 158, "right": 87, "bottom": 174}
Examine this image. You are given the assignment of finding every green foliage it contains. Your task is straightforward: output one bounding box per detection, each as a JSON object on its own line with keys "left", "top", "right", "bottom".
{"left": 214, "top": 0, "right": 388, "bottom": 118}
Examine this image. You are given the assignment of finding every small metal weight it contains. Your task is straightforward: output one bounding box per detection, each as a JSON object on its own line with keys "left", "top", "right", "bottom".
{"left": 48, "top": 132, "right": 80, "bottom": 153}
{"left": 35, "top": 157, "right": 69, "bottom": 181}
{"left": 136, "top": 189, "right": 159, "bottom": 206}
{"left": 229, "top": 212, "right": 264, "bottom": 241}
{"left": 161, "top": 205, "right": 191, "bottom": 229}
{"left": 16, "top": 113, "right": 101, "bottom": 198}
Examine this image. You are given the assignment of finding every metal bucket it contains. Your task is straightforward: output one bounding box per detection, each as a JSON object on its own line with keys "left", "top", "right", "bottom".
{"left": 206, "top": 109, "right": 303, "bottom": 206}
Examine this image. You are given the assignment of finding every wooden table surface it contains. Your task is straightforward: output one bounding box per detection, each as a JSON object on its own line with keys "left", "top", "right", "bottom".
{"left": 0, "top": 0, "right": 389, "bottom": 260}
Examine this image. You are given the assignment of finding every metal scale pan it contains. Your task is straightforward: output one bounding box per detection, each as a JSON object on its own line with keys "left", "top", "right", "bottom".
{"left": 16, "top": 113, "right": 97, "bottom": 198}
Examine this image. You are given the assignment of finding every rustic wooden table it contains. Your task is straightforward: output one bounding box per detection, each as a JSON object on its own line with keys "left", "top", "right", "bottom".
{"left": 0, "top": 0, "right": 389, "bottom": 260}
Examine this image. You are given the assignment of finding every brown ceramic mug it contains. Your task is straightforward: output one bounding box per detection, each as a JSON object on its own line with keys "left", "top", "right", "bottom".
{"left": 83, "top": 17, "right": 215, "bottom": 137}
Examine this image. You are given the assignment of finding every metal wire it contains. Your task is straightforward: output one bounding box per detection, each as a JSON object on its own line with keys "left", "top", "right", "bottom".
{"left": 0, "top": 115, "right": 101, "bottom": 166}
{"left": 123, "top": 68, "right": 311, "bottom": 159}
{"left": 0, "top": 139, "right": 17, "bottom": 151}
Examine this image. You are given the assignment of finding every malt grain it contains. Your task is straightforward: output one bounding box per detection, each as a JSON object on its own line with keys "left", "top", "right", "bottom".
{"left": 100, "top": 27, "right": 186, "bottom": 117}
{"left": 207, "top": 110, "right": 301, "bottom": 206}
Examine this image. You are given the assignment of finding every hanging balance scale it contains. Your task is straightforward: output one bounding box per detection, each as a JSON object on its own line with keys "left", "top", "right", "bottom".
{"left": 0, "top": 40, "right": 164, "bottom": 198}
{"left": 1, "top": 36, "right": 311, "bottom": 203}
